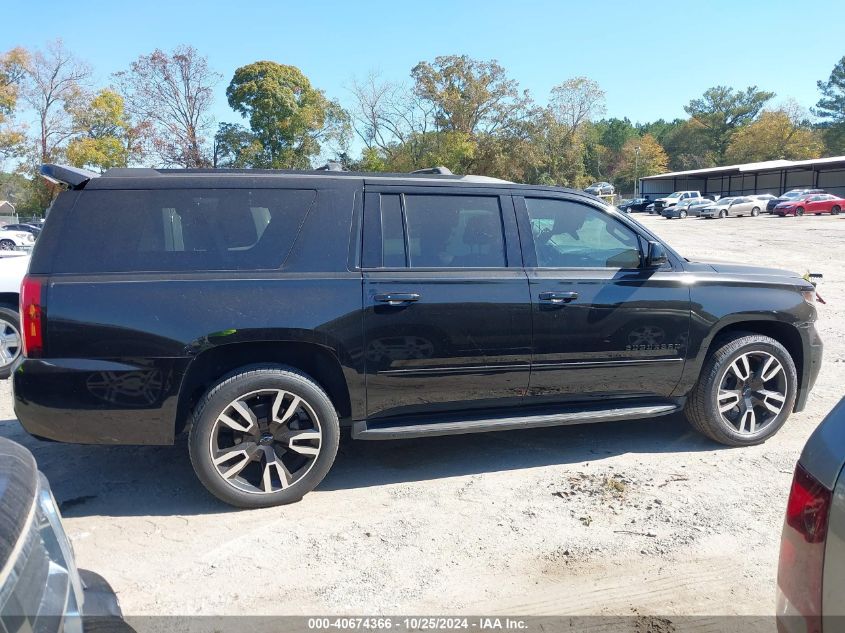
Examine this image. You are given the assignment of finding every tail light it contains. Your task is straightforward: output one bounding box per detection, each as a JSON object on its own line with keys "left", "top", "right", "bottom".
{"left": 776, "top": 463, "right": 832, "bottom": 633}
{"left": 19, "top": 275, "right": 44, "bottom": 358}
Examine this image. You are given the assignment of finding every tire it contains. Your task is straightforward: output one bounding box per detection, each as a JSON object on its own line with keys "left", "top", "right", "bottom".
{"left": 719, "top": 209, "right": 728, "bottom": 219}
{"left": 188, "top": 365, "right": 340, "bottom": 508}
{"left": 0, "top": 240, "right": 15, "bottom": 251}
{"left": 0, "top": 305, "right": 21, "bottom": 379}
{"left": 751, "top": 207, "right": 760, "bottom": 217}
{"left": 679, "top": 210, "right": 687, "bottom": 219}
{"left": 832, "top": 206, "right": 840, "bottom": 215}
{"left": 684, "top": 334, "right": 797, "bottom": 446}
{"left": 796, "top": 207, "right": 804, "bottom": 217}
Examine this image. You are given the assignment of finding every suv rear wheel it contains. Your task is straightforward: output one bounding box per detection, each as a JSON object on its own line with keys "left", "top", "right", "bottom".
{"left": 684, "top": 334, "right": 797, "bottom": 446}
{"left": 188, "top": 365, "right": 340, "bottom": 508}
{"left": 0, "top": 305, "right": 21, "bottom": 379}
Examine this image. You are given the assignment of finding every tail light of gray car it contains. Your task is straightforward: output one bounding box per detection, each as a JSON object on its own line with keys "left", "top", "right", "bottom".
{"left": 776, "top": 463, "right": 832, "bottom": 633}
{"left": 20, "top": 275, "right": 44, "bottom": 358}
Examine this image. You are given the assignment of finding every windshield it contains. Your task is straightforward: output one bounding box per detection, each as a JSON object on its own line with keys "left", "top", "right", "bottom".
{"left": 717, "top": 198, "right": 735, "bottom": 205}
{"left": 783, "top": 191, "right": 804, "bottom": 199}
{"left": 668, "top": 192, "right": 683, "bottom": 197}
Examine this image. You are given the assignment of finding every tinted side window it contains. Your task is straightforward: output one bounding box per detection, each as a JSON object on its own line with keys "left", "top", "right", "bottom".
{"left": 54, "top": 189, "right": 315, "bottom": 273}
{"left": 525, "top": 198, "right": 641, "bottom": 269}
{"left": 403, "top": 194, "right": 505, "bottom": 268}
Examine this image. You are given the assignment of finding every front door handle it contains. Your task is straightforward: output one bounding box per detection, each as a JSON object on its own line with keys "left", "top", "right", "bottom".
{"left": 374, "top": 293, "right": 421, "bottom": 306}
{"left": 539, "top": 291, "right": 578, "bottom": 304}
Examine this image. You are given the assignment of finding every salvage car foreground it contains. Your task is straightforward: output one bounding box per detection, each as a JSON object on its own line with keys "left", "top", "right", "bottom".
{"left": 11, "top": 164, "right": 823, "bottom": 508}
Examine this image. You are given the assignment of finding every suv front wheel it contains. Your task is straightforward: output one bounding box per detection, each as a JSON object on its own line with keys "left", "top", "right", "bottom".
{"left": 684, "top": 334, "right": 797, "bottom": 446}
{"left": 188, "top": 365, "right": 340, "bottom": 508}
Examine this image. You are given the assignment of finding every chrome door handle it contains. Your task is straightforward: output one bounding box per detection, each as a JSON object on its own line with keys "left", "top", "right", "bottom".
{"left": 374, "top": 293, "right": 420, "bottom": 306}
{"left": 539, "top": 291, "right": 578, "bottom": 304}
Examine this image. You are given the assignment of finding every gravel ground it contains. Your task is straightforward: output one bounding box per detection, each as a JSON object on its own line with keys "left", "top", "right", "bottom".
{"left": 0, "top": 212, "right": 842, "bottom": 619}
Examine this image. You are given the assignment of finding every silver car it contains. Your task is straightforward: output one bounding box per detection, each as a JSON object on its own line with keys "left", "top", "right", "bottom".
{"left": 661, "top": 198, "right": 711, "bottom": 219}
{"left": 777, "top": 397, "right": 845, "bottom": 632}
{"left": 699, "top": 196, "right": 764, "bottom": 218}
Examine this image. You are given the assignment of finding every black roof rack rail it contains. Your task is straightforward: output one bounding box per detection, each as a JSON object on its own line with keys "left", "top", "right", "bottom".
{"left": 39, "top": 164, "right": 100, "bottom": 189}
{"left": 315, "top": 161, "right": 346, "bottom": 172}
{"left": 411, "top": 166, "right": 453, "bottom": 175}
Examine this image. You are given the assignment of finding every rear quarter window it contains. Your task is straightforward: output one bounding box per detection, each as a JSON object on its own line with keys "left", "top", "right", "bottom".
{"left": 52, "top": 188, "right": 316, "bottom": 273}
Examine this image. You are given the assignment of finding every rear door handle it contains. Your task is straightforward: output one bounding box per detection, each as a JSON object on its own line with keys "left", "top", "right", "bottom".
{"left": 374, "top": 293, "right": 421, "bottom": 306}
{"left": 539, "top": 291, "right": 578, "bottom": 304}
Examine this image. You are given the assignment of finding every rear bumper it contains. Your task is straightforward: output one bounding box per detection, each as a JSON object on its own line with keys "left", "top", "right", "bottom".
{"left": 795, "top": 322, "right": 823, "bottom": 413}
{"left": 12, "top": 357, "right": 185, "bottom": 445}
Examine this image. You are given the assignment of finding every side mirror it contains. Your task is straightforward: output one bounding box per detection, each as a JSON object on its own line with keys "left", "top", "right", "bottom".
{"left": 645, "top": 241, "right": 669, "bottom": 268}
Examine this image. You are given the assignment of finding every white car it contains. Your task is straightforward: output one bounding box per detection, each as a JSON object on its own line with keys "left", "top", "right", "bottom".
{"left": 654, "top": 190, "right": 703, "bottom": 210}
{"left": 0, "top": 228, "right": 35, "bottom": 251}
{"left": 0, "top": 252, "right": 29, "bottom": 377}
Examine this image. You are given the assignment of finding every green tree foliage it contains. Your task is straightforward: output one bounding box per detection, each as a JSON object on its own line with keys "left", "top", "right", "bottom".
{"left": 0, "top": 47, "right": 29, "bottom": 159}
{"left": 613, "top": 135, "right": 669, "bottom": 194}
{"left": 814, "top": 56, "right": 845, "bottom": 153}
{"left": 725, "top": 108, "right": 823, "bottom": 163}
{"left": 66, "top": 89, "right": 146, "bottom": 171}
{"left": 225, "top": 61, "right": 349, "bottom": 169}
{"left": 410, "top": 55, "right": 531, "bottom": 135}
{"left": 684, "top": 85, "right": 775, "bottom": 161}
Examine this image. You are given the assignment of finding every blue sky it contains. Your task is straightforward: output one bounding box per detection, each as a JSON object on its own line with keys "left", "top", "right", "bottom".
{"left": 3, "top": 0, "right": 844, "bottom": 152}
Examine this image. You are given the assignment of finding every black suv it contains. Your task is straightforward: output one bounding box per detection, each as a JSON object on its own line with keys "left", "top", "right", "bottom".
{"left": 12, "top": 164, "right": 823, "bottom": 508}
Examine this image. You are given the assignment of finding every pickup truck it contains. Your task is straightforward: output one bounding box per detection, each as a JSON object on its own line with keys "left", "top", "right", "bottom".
{"left": 651, "top": 191, "right": 703, "bottom": 213}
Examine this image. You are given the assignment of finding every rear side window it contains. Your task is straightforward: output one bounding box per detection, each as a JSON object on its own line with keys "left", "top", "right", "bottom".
{"left": 403, "top": 194, "right": 506, "bottom": 268}
{"left": 53, "top": 189, "right": 316, "bottom": 273}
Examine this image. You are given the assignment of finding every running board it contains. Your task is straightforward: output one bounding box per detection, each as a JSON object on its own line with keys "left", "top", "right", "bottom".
{"left": 352, "top": 403, "right": 680, "bottom": 440}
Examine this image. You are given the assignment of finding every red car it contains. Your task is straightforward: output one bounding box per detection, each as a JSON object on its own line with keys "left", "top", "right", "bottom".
{"left": 775, "top": 193, "right": 845, "bottom": 217}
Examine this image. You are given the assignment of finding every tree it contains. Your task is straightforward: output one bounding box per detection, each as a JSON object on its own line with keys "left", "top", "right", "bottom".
{"left": 0, "top": 47, "right": 29, "bottom": 159}
{"left": 65, "top": 89, "right": 150, "bottom": 171}
{"left": 115, "top": 45, "right": 219, "bottom": 167}
{"left": 411, "top": 55, "right": 532, "bottom": 136}
{"left": 814, "top": 56, "right": 845, "bottom": 153}
{"left": 226, "top": 61, "right": 349, "bottom": 169}
{"left": 212, "top": 122, "right": 263, "bottom": 168}
{"left": 684, "top": 85, "right": 774, "bottom": 161}
{"left": 614, "top": 135, "right": 668, "bottom": 194}
{"left": 22, "top": 40, "right": 92, "bottom": 163}
{"left": 726, "top": 107, "right": 824, "bottom": 164}
{"left": 662, "top": 119, "right": 716, "bottom": 170}
{"left": 548, "top": 77, "right": 606, "bottom": 139}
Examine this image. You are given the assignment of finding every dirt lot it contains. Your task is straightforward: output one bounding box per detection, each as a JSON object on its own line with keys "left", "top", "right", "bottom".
{"left": 0, "top": 212, "right": 842, "bottom": 619}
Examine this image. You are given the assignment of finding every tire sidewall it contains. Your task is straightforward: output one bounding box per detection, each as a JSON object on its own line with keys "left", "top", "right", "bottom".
{"left": 0, "top": 305, "right": 21, "bottom": 379}
{"left": 189, "top": 366, "right": 340, "bottom": 508}
{"left": 699, "top": 338, "right": 797, "bottom": 445}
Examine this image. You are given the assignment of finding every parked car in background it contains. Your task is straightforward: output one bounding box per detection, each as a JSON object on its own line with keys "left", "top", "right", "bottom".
{"left": 616, "top": 199, "right": 633, "bottom": 213}
{"left": 699, "top": 196, "right": 764, "bottom": 218}
{"left": 767, "top": 188, "right": 827, "bottom": 212}
{"left": 0, "top": 253, "right": 28, "bottom": 378}
{"left": 662, "top": 198, "right": 711, "bottom": 219}
{"left": 775, "top": 193, "right": 845, "bottom": 217}
{"left": 749, "top": 194, "right": 778, "bottom": 210}
{"left": 622, "top": 197, "right": 653, "bottom": 213}
{"left": 0, "top": 437, "right": 122, "bottom": 630}
{"left": 1, "top": 223, "right": 41, "bottom": 236}
{"left": 0, "top": 227, "right": 35, "bottom": 251}
{"left": 11, "top": 163, "right": 823, "bottom": 508}
{"left": 585, "top": 181, "right": 614, "bottom": 196}
{"left": 777, "top": 397, "right": 845, "bottom": 633}
{"left": 653, "top": 191, "right": 703, "bottom": 213}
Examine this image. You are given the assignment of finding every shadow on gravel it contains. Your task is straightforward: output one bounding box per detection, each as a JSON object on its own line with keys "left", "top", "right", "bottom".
{"left": 0, "top": 412, "right": 724, "bottom": 518}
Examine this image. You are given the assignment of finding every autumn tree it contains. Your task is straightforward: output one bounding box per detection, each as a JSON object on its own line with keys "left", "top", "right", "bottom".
{"left": 411, "top": 55, "right": 532, "bottom": 136}
{"left": 115, "top": 46, "right": 219, "bottom": 167}
{"left": 0, "top": 47, "right": 29, "bottom": 159}
{"left": 22, "top": 39, "right": 92, "bottom": 163}
{"left": 225, "top": 61, "right": 349, "bottom": 169}
{"left": 814, "top": 56, "right": 845, "bottom": 153}
{"left": 684, "top": 85, "right": 774, "bottom": 161}
{"left": 614, "top": 135, "right": 668, "bottom": 193}
{"left": 726, "top": 106, "right": 823, "bottom": 164}
{"left": 65, "top": 89, "right": 151, "bottom": 171}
